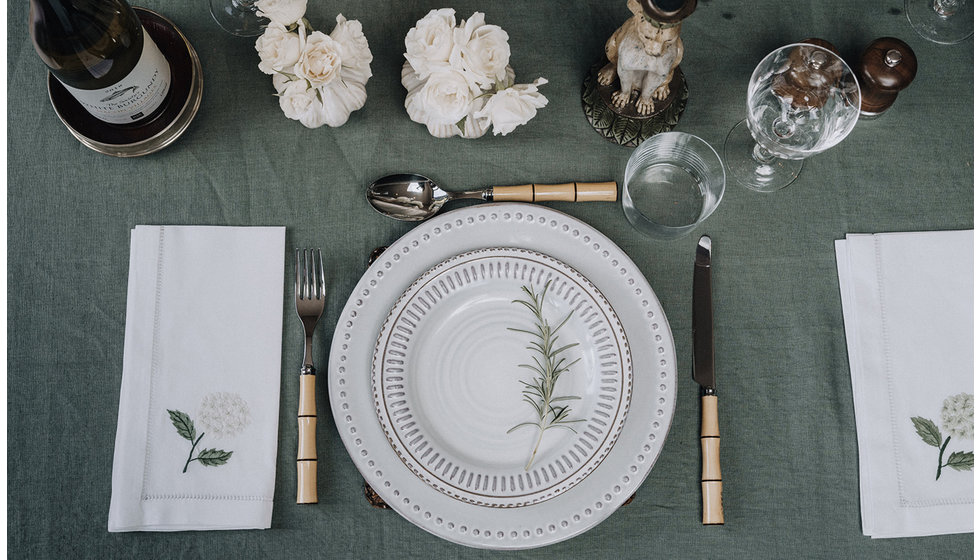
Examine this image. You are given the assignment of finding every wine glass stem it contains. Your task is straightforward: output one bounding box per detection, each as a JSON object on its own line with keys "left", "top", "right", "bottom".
{"left": 752, "top": 143, "right": 778, "bottom": 165}
{"left": 933, "top": 0, "right": 961, "bottom": 17}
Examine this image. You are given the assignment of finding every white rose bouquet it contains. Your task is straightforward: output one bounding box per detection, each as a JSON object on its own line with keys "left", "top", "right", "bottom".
{"left": 255, "top": 0, "right": 372, "bottom": 128}
{"left": 402, "top": 9, "right": 548, "bottom": 138}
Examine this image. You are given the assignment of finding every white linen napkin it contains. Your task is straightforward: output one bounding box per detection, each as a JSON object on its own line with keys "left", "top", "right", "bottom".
{"left": 108, "top": 225, "right": 286, "bottom": 532}
{"left": 835, "top": 230, "right": 974, "bottom": 538}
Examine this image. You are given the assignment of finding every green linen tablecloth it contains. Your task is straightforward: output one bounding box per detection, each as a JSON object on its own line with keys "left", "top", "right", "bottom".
{"left": 7, "top": 0, "right": 973, "bottom": 557}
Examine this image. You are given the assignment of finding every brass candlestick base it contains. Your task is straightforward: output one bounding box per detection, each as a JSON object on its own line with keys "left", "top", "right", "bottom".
{"left": 582, "top": 58, "right": 687, "bottom": 147}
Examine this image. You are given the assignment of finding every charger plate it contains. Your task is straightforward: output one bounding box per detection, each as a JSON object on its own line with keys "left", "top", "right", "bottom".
{"left": 328, "top": 203, "right": 677, "bottom": 549}
{"left": 372, "top": 248, "right": 633, "bottom": 509}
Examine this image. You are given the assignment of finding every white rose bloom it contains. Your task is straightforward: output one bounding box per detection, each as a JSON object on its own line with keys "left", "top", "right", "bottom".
{"left": 255, "top": 0, "right": 307, "bottom": 26}
{"left": 474, "top": 77, "right": 549, "bottom": 136}
{"left": 294, "top": 31, "right": 343, "bottom": 88}
{"left": 255, "top": 23, "right": 301, "bottom": 75}
{"left": 260, "top": 15, "right": 372, "bottom": 128}
{"left": 450, "top": 12, "right": 510, "bottom": 88}
{"left": 941, "top": 393, "right": 974, "bottom": 440}
{"left": 329, "top": 14, "right": 373, "bottom": 85}
{"left": 404, "top": 8, "right": 456, "bottom": 80}
{"left": 313, "top": 14, "right": 372, "bottom": 127}
{"left": 405, "top": 68, "right": 478, "bottom": 129}
{"left": 279, "top": 79, "right": 325, "bottom": 128}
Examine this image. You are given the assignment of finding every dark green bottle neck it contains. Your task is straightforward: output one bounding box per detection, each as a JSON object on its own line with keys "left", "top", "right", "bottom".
{"left": 31, "top": 0, "right": 140, "bottom": 61}
{"left": 30, "top": 0, "right": 143, "bottom": 82}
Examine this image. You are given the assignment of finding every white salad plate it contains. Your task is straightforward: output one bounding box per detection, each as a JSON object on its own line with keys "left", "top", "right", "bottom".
{"left": 328, "top": 203, "right": 677, "bottom": 549}
{"left": 372, "top": 248, "right": 633, "bottom": 509}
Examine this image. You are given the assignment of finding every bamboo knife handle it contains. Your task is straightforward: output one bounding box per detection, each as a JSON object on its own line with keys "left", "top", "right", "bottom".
{"left": 700, "top": 394, "right": 724, "bottom": 524}
{"left": 297, "top": 372, "right": 318, "bottom": 504}
{"left": 491, "top": 181, "right": 618, "bottom": 202}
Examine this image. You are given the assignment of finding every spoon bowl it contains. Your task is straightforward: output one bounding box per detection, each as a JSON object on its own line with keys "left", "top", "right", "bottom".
{"left": 367, "top": 173, "right": 467, "bottom": 222}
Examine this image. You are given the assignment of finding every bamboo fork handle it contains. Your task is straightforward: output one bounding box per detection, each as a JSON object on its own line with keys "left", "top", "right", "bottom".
{"left": 490, "top": 181, "right": 618, "bottom": 202}
{"left": 700, "top": 394, "right": 724, "bottom": 524}
{"left": 297, "top": 371, "right": 317, "bottom": 504}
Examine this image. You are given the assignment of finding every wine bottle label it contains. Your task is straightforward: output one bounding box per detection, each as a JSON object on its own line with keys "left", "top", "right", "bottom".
{"left": 59, "top": 29, "right": 172, "bottom": 125}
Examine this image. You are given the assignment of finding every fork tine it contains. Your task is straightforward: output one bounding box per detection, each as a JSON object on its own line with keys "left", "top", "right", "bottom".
{"left": 298, "top": 248, "right": 305, "bottom": 300}
{"left": 294, "top": 248, "right": 301, "bottom": 299}
{"left": 315, "top": 249, "right": 325, "bottom": 300}
{"left": 308, "top": 249, "right": 316, "bottom": 300}
{"left": 303, "top": 248, "right": 311, "bottom": 300}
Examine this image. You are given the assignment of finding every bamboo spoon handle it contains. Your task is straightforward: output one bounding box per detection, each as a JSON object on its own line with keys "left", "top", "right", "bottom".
{"left": 297, "top": 372, "right": 317, "bottom": 504}
{"left": 700, "top": 394, "right": 724, "bottom": 524}
{"left": 490, "top": 181, "right": 618, "bottom": 202}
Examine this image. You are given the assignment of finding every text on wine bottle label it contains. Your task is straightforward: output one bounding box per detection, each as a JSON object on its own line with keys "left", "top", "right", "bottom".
{"left": 59, "top": 29, "right": 172, "bottom": 125}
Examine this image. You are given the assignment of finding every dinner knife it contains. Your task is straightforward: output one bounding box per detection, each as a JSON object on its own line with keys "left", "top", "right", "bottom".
{"left": 693, "top": 235, "right": 724, "bottom": 525}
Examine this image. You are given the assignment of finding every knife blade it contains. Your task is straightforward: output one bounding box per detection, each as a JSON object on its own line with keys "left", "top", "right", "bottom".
{"left": 693, "top": 234, "right": 724, "bottom": 525}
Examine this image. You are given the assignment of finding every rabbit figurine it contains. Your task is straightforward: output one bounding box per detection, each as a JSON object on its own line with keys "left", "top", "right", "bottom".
{"left": 597, "top": 0, "right": 695, "bottom": 115}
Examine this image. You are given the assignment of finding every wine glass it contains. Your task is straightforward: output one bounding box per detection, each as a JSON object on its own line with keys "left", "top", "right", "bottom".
{"left": 724, "top": 43, "right": 861, "bottom": 193}
{"left": 210, "top": 0, "right": 266, "bottom": 37}
{"left": 905, "top": 0, "right": 973, "bottom": 44}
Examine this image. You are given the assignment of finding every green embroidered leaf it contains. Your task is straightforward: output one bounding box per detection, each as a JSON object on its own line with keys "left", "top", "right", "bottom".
{"left": 168, "top": 409, "right": 196, "bottom": 441}
{"left": 947, "top": 451, "right": 974, "bottom": 471}
{"left": 910, "top": 416, "right": 941, "bottom": 447}
{"left": 197, "top": 448, "right": 233, "bottom": 467}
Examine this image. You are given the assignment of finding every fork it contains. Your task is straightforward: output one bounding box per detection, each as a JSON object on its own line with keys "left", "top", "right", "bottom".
{"left": 295, "top": 248, "right": 325, "bottom": 504}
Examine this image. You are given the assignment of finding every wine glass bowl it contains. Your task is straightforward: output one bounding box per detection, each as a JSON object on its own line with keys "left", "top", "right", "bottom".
{"left": 210, "top": 0, "right": 266, "bottom": 37}
{"left": 725, "top": 43, "right": 861, "bottom": 192}
{"left": 905, "top": 0, "right": 974, "bottom": 44}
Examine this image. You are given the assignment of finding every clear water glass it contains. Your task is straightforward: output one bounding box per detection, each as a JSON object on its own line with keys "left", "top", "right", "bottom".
{"left": 622, "top": 132, "right": 726, "bottom": 240}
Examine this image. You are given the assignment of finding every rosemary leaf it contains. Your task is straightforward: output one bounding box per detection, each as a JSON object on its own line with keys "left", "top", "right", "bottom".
{"left": 507, "top": 280, "right": 583, "bottom": 471}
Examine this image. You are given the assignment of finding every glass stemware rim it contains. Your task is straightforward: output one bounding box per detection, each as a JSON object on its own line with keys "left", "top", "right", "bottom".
{"left": 744, "top": 42, "right": 862, "bottom": 159}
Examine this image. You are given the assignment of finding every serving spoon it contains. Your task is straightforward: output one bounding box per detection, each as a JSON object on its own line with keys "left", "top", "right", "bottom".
{"left": 366, "top": 173, "right": 618, "bottom": 221}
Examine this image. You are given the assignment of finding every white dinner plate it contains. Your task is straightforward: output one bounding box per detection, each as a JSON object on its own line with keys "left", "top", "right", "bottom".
{"left": 328, "top": 203, "right": 677, "bottom": 549}
{"left": 372, "top": 248, "right": 633, "bottom": 508}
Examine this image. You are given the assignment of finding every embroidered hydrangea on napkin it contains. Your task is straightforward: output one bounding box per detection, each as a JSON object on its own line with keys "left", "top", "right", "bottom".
{"left": 836, "top": 230, "right": 974, "bottom": 538}
{"left": 108, "top": 226, "right": 285, "bottom": 531}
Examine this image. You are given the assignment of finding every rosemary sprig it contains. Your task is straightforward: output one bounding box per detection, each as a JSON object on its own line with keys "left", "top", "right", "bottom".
{"left": 507, "top": 280, "right": 583, "bottom": 470}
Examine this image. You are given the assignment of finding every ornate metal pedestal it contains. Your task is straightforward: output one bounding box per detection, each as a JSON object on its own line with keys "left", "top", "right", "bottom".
{"left": 582, "top": 59, "right": 687, "bottom": 147}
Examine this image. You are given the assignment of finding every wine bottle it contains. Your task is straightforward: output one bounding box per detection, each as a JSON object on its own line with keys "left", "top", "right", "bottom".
{"left": 30, "top": 0, "right": 172, "bottom": 126}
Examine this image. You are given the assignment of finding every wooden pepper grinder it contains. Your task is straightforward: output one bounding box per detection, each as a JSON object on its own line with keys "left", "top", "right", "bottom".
{"left": 770, "top": 38, "right": 843, "bottom": 111}
{"left": 855, "top": 37, "right": 917, "bottom": 118}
